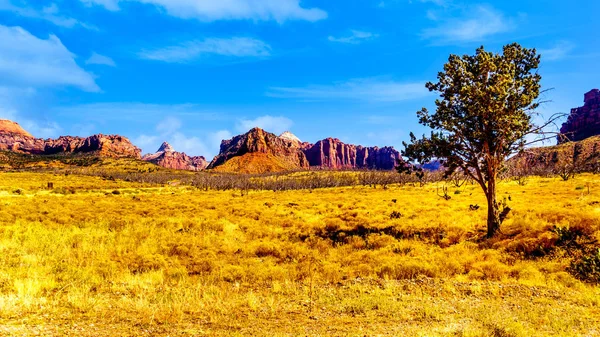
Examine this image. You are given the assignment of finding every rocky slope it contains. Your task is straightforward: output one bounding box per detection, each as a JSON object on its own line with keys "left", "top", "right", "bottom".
{"left": 559, "top": 89, "right": 600, "bottom": 143}
{"left": 0, "top": 119, "right": 141, "bottom": 158}
{"left": 142, "top": 142, "right": 208, "bottom": 171}
{"left": 208, "top": 128, "right": 310, "bottom": 172}
{"left": 209, "top": 128, "right": 401, "bottom": 173}
{"left": 510, "top": 135, "right": 600, "bottom": 173}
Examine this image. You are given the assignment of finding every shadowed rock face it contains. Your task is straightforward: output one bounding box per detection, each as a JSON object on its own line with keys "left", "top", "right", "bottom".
{"left": 0, "top": 119, "right": 141, "bottom": 158}
{"left": 209, "top": 128, "right": 401, "bottom": 172}
{"left": 559, "top": 89, "right": 600, "bottom": 143}
{"left": 208, "top": 128, "right": 310, "bottom": 170}
{"left": 302, "top": 138, "right": 400, "bottom": 170}
{"left": 142, "top": 142, "right": 208, "bottom": 171}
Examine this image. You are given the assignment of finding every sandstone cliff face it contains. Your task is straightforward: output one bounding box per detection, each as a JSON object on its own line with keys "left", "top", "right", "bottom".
{"left": 209, "top": 128, "right": 401, "bottom": 172}
{"left": 142, "top": 142, "right": 208, "bottom": 171}
{"left": 0, "top": 119, "right": 141, "bottom": 158}
{"left": 559, "top": 89, "right": 600, "bottom": 143}
{"left": 208, "top": 128, "right": 310, "bottom": 170}
{"left": 302, "top": 138, "right": 400, "bottom": 170}
{"left": 0, "top": 120, "right": 32, "bottom": 137}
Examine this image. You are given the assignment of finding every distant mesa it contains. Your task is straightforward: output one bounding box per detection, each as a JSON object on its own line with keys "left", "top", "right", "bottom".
{"left": 559, "top": 89, "right": 600, "bottom": 143}
{"left": 142, "top": 142, "right": 208, "bottom": 171}
{"left": 0, "top": 118, "right": 402, "bottom": 173}
{"left": 208, "top": 127, "right": 402, "bottom": 173}
{"left": 303, "top": 137, "right": 400, "bottom": 170}
{"left": 0, "top": 119, "right": 141, "bottom": 158}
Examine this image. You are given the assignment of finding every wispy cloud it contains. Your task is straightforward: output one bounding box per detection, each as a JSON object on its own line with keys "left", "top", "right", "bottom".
{"left": 86, "top": 52, "right": 116, "bottom": 67}
{"left": 380, "top": 0, "right": 446, "bottom": 8}
{"left": 55, "top": 103, "right": 223, "bottom": 121}
{"left": 422, "top": 5, "right": 513, "bottom": 43}
{"left": 236, "top": 115, "right": 293, "bottom": 134}
{"left": 267, "top": 78, "right": 429, "bottom": 102}
{"left": 80, "top": 0, "right": 327, "bottom": 23}
{"left": 0, "top": 25, "right": 99, "bottom": 92}
{"left": 539, "top": 41, "right": 575, "bottom": 61}
{"left": 0, "top": 86, "right": 63, "bottom": 138}
{"left": 328, "top": 30, "right": 379, "bottom": 44}
{"left": 139, "top": 37, "right": 271, "bottom": 63}
{"left": 0, "top": 2, "right": 96, "bottom": 30}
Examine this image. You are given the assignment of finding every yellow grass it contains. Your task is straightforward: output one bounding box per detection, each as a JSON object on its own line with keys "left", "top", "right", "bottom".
{"left": 0, "top": 171, "right": 599, "bottom": 336}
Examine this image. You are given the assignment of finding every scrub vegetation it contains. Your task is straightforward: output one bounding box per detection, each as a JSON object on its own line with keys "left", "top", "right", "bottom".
{"left": 0, "top": 169, "right": 599, "bottom": 336}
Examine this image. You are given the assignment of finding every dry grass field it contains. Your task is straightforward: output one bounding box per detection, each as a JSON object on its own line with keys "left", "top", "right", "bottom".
{"left": 0, "top": 171, "right": 599, "bottom": 336}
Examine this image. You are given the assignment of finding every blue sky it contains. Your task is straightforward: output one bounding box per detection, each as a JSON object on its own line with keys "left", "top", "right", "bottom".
{"left": 0, "top": 0, "right": 599, "bottom": 158}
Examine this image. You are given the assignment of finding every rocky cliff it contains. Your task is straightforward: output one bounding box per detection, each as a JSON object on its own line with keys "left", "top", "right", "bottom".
{"left": 559, "top": 89, "right": 600, "bottom": 143}
{"left": 0, "top": 119, "right": 141, "bottom": 158}
{"left": 302, "top": 138, "right": 400, "bottom": 170}
{"left": 208, "top": 128, "right": 401, "bottom": 173}
{"left": 142, "top": 142, "right": 208, "bottom": 171}
{"left": 208, "top": 128, "right": 310, "bottom": 172}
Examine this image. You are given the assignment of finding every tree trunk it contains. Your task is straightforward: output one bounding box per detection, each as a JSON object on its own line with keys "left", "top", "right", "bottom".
{"left": 486, "top": 176, "right": 500, "bottom": 238}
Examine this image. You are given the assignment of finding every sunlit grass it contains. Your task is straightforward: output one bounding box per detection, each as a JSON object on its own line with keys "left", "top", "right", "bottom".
{"left": 0, "top": 171, "right": 599, "bottom": 336}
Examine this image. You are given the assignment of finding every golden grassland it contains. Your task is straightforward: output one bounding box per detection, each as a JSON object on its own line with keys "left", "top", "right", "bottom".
{"left": 0, "top": 171, "right": 599, "bottom": 336}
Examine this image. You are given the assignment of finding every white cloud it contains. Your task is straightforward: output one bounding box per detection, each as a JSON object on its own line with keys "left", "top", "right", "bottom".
{"left": 20, "top": 120, "right": 62, "bottom": 139}
{"left": 209, "top": 130, "right": 233, "bottom": 150}
{"left": 86, "top": 52, "right": 116, "bottom": 67}
{"left": 267, "top": 78, "right": 429, "bottom": 102}
{"left": 139, "top": 37, "right": 271, "bottom": 63}
{"left": 236, "top": 115, "right": 293, "bottom": 134}
{"left": 328, "top": 30, "right": 379, "bottom": 44}
{"left": 539, "top": 41, "right": 575, "bottom": 61}
{"left": 0, "top": 1, "right": 95, "bottom": 29}
{"left": 134, "top": 116, "right": 230, "bottom": 158}
{"left": 156, "top": 116, "right": 182, "bottom": 135}
{"left": 367, "top": 129, "right": 403, "bottom": 146}
{"left": 80, "top": 0, "right": 327, "bottom": 23}
{"left": 80, "top": 0, "right": 120, "bottom": 11}
{"left": 422, "top": 5, "right": 512, "bottom": 43}
{"left": 0, "top": 86, "right": 63, "bottom": 138}
{"left": 169, "top": 132, "right": 209, "bottom": 157}
{"left": 133, "top": 134, "right": 159, "bottom": 149}
{"left": 0, "top": 25, "right": 99, "bottom": 92}
{"left": 55, "top": 103, "right": 222, "bottom": 121}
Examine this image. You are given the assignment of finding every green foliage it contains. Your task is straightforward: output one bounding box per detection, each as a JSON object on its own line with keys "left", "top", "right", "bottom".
{"left": 569, "top": 249, "right": 600, "bottom": 284}
{"left": 400, "top": 43, "right": 543, "bottom": 237}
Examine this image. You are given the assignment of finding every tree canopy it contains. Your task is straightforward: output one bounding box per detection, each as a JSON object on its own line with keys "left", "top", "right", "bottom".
{"left": 400, "top": 43, "right": 543, "bottom": 237}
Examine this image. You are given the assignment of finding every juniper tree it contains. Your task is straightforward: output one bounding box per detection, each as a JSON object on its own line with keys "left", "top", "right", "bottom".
{"left": 400, "top": 43, "right": 545, "bottom": 238}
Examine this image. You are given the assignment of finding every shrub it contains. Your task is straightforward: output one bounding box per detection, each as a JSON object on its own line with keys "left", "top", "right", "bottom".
{"left": 569, "top": 249, "right": 600, "bottom": 284}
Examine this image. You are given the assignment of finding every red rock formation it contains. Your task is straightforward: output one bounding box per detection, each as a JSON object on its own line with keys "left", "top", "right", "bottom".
{"left": 302, "top": 138, "right": 400, "bottom": 170}
{"left": 208, "top": 128, "right": 309, "bottom": 171}
{"left": 209, "top": 128, "right": 401, "bottom": 172}
{"left": 0, "top": 120, "right": 32, "bottom": 137}
{"left": 0, "top": 119, "right": 141, "bottom": 158}
{"left": 559, "top": 89, "right": 600, "bottom": 143}
{"left": 142, "top": 142, "right": 208, "bottom": 171}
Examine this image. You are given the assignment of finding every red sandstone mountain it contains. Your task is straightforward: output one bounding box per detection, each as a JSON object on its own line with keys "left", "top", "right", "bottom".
{"left": 208, "top": 128, "right": 401, "bottom": 173}
{"left": 142, "top": 142, "right": 208, "bottom": 171}
{"left": 208, "top": 128, "right": 309, "bottom": 172}
{"left": 559, "top": 89, "right": 600, "bottom": 143}
{"left": 0, "top": 119, "right": 141, "bottom": 158}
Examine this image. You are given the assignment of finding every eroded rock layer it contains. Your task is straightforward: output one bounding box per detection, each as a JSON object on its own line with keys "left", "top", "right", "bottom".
{"left": 0, "top": 119, "right": 141, "bottom": 158}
